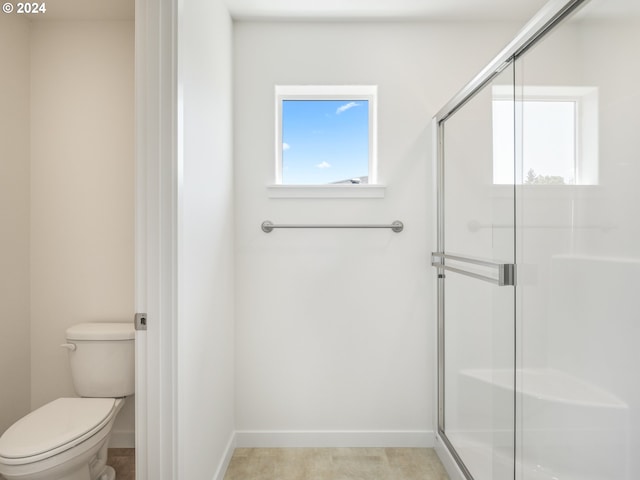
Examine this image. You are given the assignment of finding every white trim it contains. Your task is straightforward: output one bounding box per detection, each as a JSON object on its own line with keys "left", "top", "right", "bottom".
{"left": 212, "top": 433, "right": 237, "bottom": 480}
{"left": 434, "top": 433, "right": 466, "bottom": 480}
{"left": 134, "top": 331, "right": 147, "bottom": 478}
{"left": 274, "top": 85, "right": 378, "bottom": 187}
{"left": 134, "top": 0, "right": 148, "bottom": 474}
{"left": 135, "top": 0, "right": 178, "bottom": 476}
{"left": 276, "top": 85, "right": 377, "bottom": 98}
{"left": 234, "top": 430, "right": 434, "bottom": 448}
{"left": 134, "top": 0, "right": 148, "bottom": 475}
{"left": 267, "top": 184, "right": 385, "bottom": 199}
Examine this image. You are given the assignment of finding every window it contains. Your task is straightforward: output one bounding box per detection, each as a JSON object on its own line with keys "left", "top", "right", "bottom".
{"left": 492, "top": 86, "right": 598, "bottom": 185}
{"left": 273, "top": 85, "right": 379, "bottom": 196}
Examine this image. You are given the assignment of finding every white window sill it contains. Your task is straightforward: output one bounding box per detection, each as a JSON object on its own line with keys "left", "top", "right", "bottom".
{"left": 489, "top": 183, "right": 600, "bottom": 199}
{"left": 267, "top": 184, "right": 386, "bottom": 199}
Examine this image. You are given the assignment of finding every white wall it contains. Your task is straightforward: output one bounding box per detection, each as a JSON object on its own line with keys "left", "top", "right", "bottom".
{"left": 176, "top": 0, "right": 236, "bottom": 477}
{"left": 29, "top": 20, "right": 135, "bottom": 443}
{"left": 0, "top": 15, "right": 31, "bottom": 436}
{"left": 233, "top": 21, "right": 522, "bottom": 444}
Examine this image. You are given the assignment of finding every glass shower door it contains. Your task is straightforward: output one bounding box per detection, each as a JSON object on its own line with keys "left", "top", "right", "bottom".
{"left": 435, "top": 64, "right": 516, "bottom": 480}
{"left": 513, "top": 2, "right": 640, "bottom": 479}
{"left": 435, "top": 2, "right": 640, "bottom": 479}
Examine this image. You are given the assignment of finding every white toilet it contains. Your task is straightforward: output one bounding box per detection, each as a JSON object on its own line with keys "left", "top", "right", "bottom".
{"left": 0, "top": 323, "right": 135, "bottom": 480}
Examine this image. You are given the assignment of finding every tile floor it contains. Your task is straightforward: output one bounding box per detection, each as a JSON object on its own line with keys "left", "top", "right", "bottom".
{"left": 0, "top": 449, "right": 134, "bottom": 480}
{"left": 223, "top": 447, "right": 449, "bottom": 480}
{"left": 107, "top": 448, "right": 135, "bottom": 480}
{"left": 1, "top": 447, "right": 447, "bottom": 480}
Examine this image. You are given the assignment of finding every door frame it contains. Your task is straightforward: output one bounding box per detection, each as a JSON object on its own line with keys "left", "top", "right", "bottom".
{"left": 134, "top": 0, "right": 178, "bottom": 477}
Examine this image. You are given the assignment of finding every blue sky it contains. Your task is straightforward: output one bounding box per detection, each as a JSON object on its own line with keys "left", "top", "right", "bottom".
{"left": 282, "top": 100, "right": 369, "bottom": 184}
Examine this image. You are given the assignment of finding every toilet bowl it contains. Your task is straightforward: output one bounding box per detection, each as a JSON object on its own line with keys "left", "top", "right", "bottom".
{"left": 0, "top": 398, "right": 124, "bottom": 480}
{"left": 0, "top": 322, "right": 135, "bottom": 480}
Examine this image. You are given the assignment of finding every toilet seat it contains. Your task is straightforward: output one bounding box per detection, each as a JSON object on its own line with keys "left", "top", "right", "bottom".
{"left": 0, "top": 398, "right": 116, "bottom": 466}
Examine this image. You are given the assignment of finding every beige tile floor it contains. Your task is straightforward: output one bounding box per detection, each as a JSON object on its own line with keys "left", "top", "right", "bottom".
{"left": 0, "top": 449, "right": 135, "bottom": 480}
{"left": 107, "top": 448, "right": 135, "bottom": 480}
{"left": 223, "top": 447, "right": 449, "bottom": 480}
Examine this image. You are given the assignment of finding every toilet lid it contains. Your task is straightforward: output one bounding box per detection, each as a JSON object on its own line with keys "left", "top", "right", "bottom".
{"left": 0, "top": 398, "right": 116, "bottom": 460}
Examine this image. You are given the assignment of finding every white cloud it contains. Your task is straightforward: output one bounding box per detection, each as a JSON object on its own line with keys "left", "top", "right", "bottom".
{"left": 316, "top": 161, "right": 331, "bottom": 169}
{"left": 336, "top": 101, "right": 360, "bottom": 114}
{"left": 282, "top": 142, "right": 290, "bottom": 151}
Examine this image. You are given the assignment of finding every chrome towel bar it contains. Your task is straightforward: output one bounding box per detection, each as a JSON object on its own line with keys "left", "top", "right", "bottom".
{"left": 431, "top": 252, "right": 515, "bottom": 286}
{"left": 261, "top": 220, "right": 404, "bottom": 233}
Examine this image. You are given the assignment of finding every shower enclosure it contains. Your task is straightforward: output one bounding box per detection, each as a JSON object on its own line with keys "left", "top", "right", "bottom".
{"left": 432, "top": 0, "right": 640, "bottom": 478}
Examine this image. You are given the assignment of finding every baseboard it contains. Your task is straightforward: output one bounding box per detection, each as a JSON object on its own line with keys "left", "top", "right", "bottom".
{"left": 234, "top": 430, "right": 434, "bottom": 448}
{"left": 434, "top": 433, "right": 466, "bottom": 480}
{"left": 213, "top": 431, "right": 237, "bottom": 480}
{"left": 109, "top": 431, "right": 135, "bottom": 448}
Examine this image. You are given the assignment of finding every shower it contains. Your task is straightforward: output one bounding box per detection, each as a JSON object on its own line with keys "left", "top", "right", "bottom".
{"left": 432, "top": 0, "right": 640, "bottom": 478}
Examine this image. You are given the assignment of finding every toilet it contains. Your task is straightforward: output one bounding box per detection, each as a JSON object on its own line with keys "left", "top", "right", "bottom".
{"left": 0, "top": 323, "right": 135, "bottom": 480}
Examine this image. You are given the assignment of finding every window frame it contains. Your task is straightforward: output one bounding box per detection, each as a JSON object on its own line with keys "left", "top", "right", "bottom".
{"left": 492, "top": 85, "right": 599, "bottom": 186}
{"left": 273, "top": 85, "right": 379, "bottom": 197}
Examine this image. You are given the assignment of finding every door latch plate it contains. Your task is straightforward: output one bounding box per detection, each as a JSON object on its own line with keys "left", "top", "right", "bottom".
{"left": 135, "top": 312, "right": 148, "bottom": 331}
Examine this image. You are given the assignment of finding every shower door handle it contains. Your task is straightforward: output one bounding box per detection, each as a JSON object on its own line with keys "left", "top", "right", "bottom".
{"left": 431, "top": 252, "right": 515, "bottom": 286}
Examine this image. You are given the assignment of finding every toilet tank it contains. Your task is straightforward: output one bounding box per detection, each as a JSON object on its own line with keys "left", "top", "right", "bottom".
{"left": 65, "top": 322, "right": 135, "bottom": 397}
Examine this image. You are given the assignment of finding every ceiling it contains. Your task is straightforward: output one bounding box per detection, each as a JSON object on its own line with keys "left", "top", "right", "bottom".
{"left": 223, "top": 0, "right": 550, "bottom": 21}
{"left": 35, "top": 0, "right": 640, "bottom": 23}
{"left": 36, "top": 0, "right": 550, "bottom": 22}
